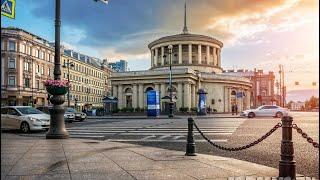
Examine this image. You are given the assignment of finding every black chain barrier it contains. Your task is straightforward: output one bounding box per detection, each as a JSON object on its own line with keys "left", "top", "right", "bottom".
{"left": 193, "top": 122, "right": 282, "bottom": 151}
{"left": 292, "top": 123, "right": 319, "bottom": 148}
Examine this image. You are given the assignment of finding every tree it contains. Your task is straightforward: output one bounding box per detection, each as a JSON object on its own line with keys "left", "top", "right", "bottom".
{"left": 305, "top": 96, "right": 319, "bottom": 110}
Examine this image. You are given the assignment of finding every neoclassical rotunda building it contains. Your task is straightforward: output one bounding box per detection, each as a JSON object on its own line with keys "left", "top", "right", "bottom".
{"left": 110, "top": 5, "right": 252, "bottom": 113}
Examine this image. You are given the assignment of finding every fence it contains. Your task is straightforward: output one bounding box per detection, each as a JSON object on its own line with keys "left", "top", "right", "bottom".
{"left": 185, "top": 116, "right": 319, "bottom": 179}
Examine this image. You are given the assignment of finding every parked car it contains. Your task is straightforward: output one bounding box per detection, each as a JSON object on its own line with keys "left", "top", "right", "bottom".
{"left": 36, "top": 106, "right": 75, "bottom": 123}
{"left": 241, "top": 105, "right": 289, "bottom": 118}
{"left": 1, "top": 106, "right": 50, "bottom": 133}
{"left": 66, "top": 108, "right": 87, "bottom": 121}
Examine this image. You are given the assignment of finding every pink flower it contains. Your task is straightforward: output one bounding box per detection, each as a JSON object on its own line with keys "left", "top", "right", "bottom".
{"left": 44, "top": 79, "right": 70, "bottom": 87}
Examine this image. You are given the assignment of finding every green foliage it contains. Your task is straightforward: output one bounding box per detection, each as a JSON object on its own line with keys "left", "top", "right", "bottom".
{"left": 112, "top": 108, "right": 119, "bottom": 113}
{"left": 179, "top": 107, "right": 189, "bottom": 112}
{"left": 190, "top": 107, "right": 198, "bottom": 112}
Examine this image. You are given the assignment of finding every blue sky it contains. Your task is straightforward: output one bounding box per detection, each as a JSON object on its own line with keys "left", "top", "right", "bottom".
{"left": 1, "top": 0, "right": 319, "bottom": 97}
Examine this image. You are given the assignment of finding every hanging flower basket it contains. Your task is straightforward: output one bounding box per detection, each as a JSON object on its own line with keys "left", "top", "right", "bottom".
{"left": 44, "top": 80, "right": 70, "bottom": 95}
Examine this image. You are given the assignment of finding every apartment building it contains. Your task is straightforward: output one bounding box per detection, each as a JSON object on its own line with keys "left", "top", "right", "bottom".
{"left": 1, "top": 27, "right": 112, "bottom": 109}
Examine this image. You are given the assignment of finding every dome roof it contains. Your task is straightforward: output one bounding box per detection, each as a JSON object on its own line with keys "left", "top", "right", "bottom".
{"left": 148, "top": 33, "right": 223, "bottom": 49}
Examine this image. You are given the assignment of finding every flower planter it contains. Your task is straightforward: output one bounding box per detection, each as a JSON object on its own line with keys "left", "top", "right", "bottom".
{"left": 46, "top": 86, "right": 68, "bottom": 95}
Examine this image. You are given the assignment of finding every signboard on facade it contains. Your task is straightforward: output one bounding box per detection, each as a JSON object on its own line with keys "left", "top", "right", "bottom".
{"left": 147, "top": 90, "right": 160, "bottom": 117}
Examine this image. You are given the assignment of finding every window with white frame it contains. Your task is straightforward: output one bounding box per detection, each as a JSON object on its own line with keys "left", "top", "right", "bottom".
{"left": 27, "top": 46, "right": 31, "bottom": 55}
{"left": 36, "top": 80, "right": 40, "bottom": 90}
{"left": 36, "top": 64, "right": 40, "bottom": 73}
{"left": 8, "top": 58, "right": 15, "bottom": 69}
{"left": 48, "top": 68, "right": 51, "bottom": 77}
{"left": 35, "top": 49, "right": 39, "bottom": 58}
{"left": 24, "top": 78, "right": 30, "bottom": 88}
{"left": 41, "top": 66, "right": 44, "bottom": 75}
{"left": 1, "top": 40, "right": 4, "bottom": 50}
{"left": 20, "top": 44, "right": 26, "bottom": 53}
{"left": 9, "top": 41, "right": 16, "bottom": 51}
{"left": 8, "top": 76, "right": 15, "bottom": 86}
{"left": 24, "top": 61, "right": 29, "bottom": 71}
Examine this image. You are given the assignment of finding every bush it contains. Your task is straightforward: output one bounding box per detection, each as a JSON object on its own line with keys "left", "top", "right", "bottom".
{"left": 120, "top": 108, "right": 127, "bottom": 112}
{"left": 127, "top": 108, "right": 134, "bottom": 112}
{"left": 112, "top": 108, "right": 119, "bottom": 113}
{"left": 213, "top": 109, "right": 217, "bottom": 112}
{"left": 135, "top": 107, "right": 141, "bottom": 112}
{"left": 179, "top": 107, "right": 189, "bottom": 112}
{"left": 190, "top": 107, "right": 198, "bottom": 112}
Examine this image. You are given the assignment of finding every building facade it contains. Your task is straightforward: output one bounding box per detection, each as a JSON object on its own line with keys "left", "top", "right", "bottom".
{"left": 223, "top": 69, "right": 276, "bottom": 108}
{"left": 110, "top": 6, "right": 252, "bottom": 113}
{"left": 1, "top": 27, "right": 112, "bottom": 109}
{"left": 108, "top": 60, "right": 128, "bottom": 72}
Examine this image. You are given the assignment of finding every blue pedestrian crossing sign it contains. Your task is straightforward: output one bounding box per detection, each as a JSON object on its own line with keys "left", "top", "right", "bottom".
{"left": 1, "top": 0, "right": 15, "bottom": 19}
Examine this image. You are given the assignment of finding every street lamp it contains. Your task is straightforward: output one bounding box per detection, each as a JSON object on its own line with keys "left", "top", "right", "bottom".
{"left": 168, "top": 45, "right": 174, "bottom": 118}
{"left": 62, "top": 59, "right": 74, "bottom": 107}
{"left": 47, "top": 0, "right": 108, "bottom": 139}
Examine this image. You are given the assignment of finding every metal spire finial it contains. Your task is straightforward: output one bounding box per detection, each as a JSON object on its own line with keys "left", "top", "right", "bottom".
{"left": 182, "top": 2, "right": 189, "bottom": 34}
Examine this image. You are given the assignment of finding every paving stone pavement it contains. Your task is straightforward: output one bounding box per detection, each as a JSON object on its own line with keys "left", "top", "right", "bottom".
{"left": 1, "top": 133, "right": 310, "bottom": 180}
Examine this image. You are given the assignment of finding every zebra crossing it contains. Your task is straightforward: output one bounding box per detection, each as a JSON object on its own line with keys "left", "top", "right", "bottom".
{"left": 66, "top": 118, "right": 246, "bottom": 142}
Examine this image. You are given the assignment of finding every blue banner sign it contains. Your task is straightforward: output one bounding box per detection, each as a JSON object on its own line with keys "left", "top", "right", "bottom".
{"left": 197, "top": 89, "right": 207, "bottom": 115}
{"left": 147, "top": 90, "right": 160, "bottom": 117}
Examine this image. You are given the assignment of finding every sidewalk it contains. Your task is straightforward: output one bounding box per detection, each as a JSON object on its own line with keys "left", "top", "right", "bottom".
{"left": 1, "top": 133, "right": 304, "bottom": 180}
{"left": 87, "top": 114, "right": 243, "bottom": 119}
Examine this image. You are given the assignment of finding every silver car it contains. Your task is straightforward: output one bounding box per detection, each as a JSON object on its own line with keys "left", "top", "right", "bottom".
{"left": 1, "top": 106, "right": 50, "bottom": 133}
{"left": 241, "top": 105, "right": 289, "bottom": 118}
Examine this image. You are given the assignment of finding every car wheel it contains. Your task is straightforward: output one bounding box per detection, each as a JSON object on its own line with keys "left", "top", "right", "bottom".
{"left": 79, "top": 119, "right": 85, "bottom": 122}
{"left": 248, "top": 112, "right": 255, "bottom": 118}
{"left": 275, "top": 112, "right": 283, "bottom": 118}
{"left": 20, "top": 122, "right": 30, "bottom": 133}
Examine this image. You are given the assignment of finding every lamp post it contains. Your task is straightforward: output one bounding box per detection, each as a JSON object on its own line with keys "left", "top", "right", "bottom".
{"left": 46, "top": 0, "right": 108, "bottom": 139}
{"left": 62, "top": 59, "right": 74, "bottom": 107}
{"left": 168, "top": 45, "right": 174, "bottom": 118}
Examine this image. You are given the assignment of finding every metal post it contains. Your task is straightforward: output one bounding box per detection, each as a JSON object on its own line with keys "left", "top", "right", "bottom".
{"left": 185, "top": 117, "right": 196, "bottom": 156}
{"left": 168, "top": 45, "right": 174, "bottom": 118}
{"left": 46, "top": 0, "right": 69, "bottom": 139}
{"left": 67, "top": 59, "right": 70, "bottom": 107}
{"left": 279, "top": 116, "right": 296, "bottom": 178}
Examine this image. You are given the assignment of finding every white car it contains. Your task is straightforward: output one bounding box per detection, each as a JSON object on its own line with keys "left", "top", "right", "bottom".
{"left": 1, "top": 106, "right": 50, "bottom": 133}
{"left": 241, "top": 105, "right": 289, "bottom": 118}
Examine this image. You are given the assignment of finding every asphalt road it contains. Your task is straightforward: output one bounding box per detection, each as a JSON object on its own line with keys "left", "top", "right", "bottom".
{"left": 4, "top": 112, "right": 319, "bottom": 178}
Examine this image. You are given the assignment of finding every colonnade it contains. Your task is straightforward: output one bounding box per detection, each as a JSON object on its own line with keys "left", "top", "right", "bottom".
{"left": 113, "top": 82, "right": 197, "bottom": 110}
{"left": 150, "top": 44, "right": 221, "bottom": 68}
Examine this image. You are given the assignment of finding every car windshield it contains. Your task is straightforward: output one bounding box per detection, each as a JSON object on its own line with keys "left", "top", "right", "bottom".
{"left": 16, "top": 107, "right": 44, "bottom": 115}
{"left": 66, "top": 108, "right": 76, "bottom": 113}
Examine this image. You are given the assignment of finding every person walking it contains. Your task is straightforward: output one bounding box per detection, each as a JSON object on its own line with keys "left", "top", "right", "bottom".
{"left": 231, "top": 104, "right": 235, "bottom": 115}
{"left": 235, "top": 104, "right": 238, "bottom": 115}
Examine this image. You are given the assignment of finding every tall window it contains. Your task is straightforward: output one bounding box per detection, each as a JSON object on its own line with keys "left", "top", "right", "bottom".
{"left": 35, "top": 49, "right": 39, "bottom": 58}
{"left": 8, "top": 58, "right": 15, "bottom": 69}
{"left": 24, "top": 78, "right": 30, "bottom": 88}
{"left": 9, "top": 41, "right": 16, "bottom": 51}
{"left": 36, "top": 80, "right": 40, "bottom": 90}
{"left": 48, "top": 68, "right": 51, "bottom": 77}
{"left": 41, "top": 66, "right": 44, "bottom": 75}
{"left": 27, "top": 46, "right": 31, "bottom": 55}
{"left": 20, "top": 44, "right": 26, "bottom": 53}
{"left": 8, "top": 76, "right": 15, "bottom": 86}
{"left": 36, "top": 64, "right": 40, "bottom": 73}
{"left": 39, "top": 51, "right": 44, "bottom": 59}
{"left": 24, "top": 61, "right": 29, "bottom": 71}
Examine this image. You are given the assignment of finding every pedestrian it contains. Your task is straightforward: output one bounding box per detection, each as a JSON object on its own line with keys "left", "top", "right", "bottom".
{"left": 235, "top": 104, "right": 238, "bottom": 115}
{"left": 231, "top": 104, "right": 235, "bottom": 115}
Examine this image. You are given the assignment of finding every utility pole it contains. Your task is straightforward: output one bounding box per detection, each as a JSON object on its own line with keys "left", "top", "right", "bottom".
{"left": 279, "top": 65, "right": 282, "bottom": 107}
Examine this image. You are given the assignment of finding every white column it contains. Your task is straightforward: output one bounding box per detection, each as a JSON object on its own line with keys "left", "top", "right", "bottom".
{"left": 177, "top": 83, "right": 183, "bottom": 109}
{"left": 206, "top": 46, "right": 210, "bottom": 65}
{"left": 246, "top": 90, "right": 251, "bottom": 109}
{"left": 151, "top": 50, "right": 154, "bottom": 68}
{"left": 118, "top": 85, "right": 123, "bottom": 109}
{"left": 133, "top": 84, "right": 138, "bottom": 108}
{"left": 188, "top": 44, "right": 192, "bottom": 64}
{"left": 184, "top": 82, "right": 191, "bottom": 108}
{"left": 1, "top": 57, "right": 4, "bottom": 86}
{"left": 191, "top": 84, "right": 196, "bottom": 108}
{"left": 155, "top": 48, "right": 158, "bottom": 67}
{"left": 198, "top": 45, "right": 201, "bottom": 64}
{"left": 213, "top": 47, "right": 217, "bottom": 66}
{"left": 178, "top": 44, "right": 182, "bottom": 64}
{"left": 217, "top": 48, "right": 221, "bottom": 67}
{"left": 161, "top": 46, "right": 164, "bottom": 66}
{"left": 138, "top": 84, "right": 144, "bottom": 108}
{"left": 113, "top": 85, "right": 118, "bottom": 97}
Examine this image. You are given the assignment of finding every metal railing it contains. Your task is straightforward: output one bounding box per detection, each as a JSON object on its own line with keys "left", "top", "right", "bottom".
{"left": 185, "top": 116, "right": 319, "bottom": 179}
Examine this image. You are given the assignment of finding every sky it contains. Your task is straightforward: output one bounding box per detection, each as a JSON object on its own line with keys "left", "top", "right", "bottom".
{"left": 1, "top": 0, "right": 319, "bottom": 100}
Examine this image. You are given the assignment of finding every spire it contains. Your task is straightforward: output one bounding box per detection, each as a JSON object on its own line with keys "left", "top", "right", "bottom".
{"left": 182, "top": 2, "right": 189, "bottom": 34}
